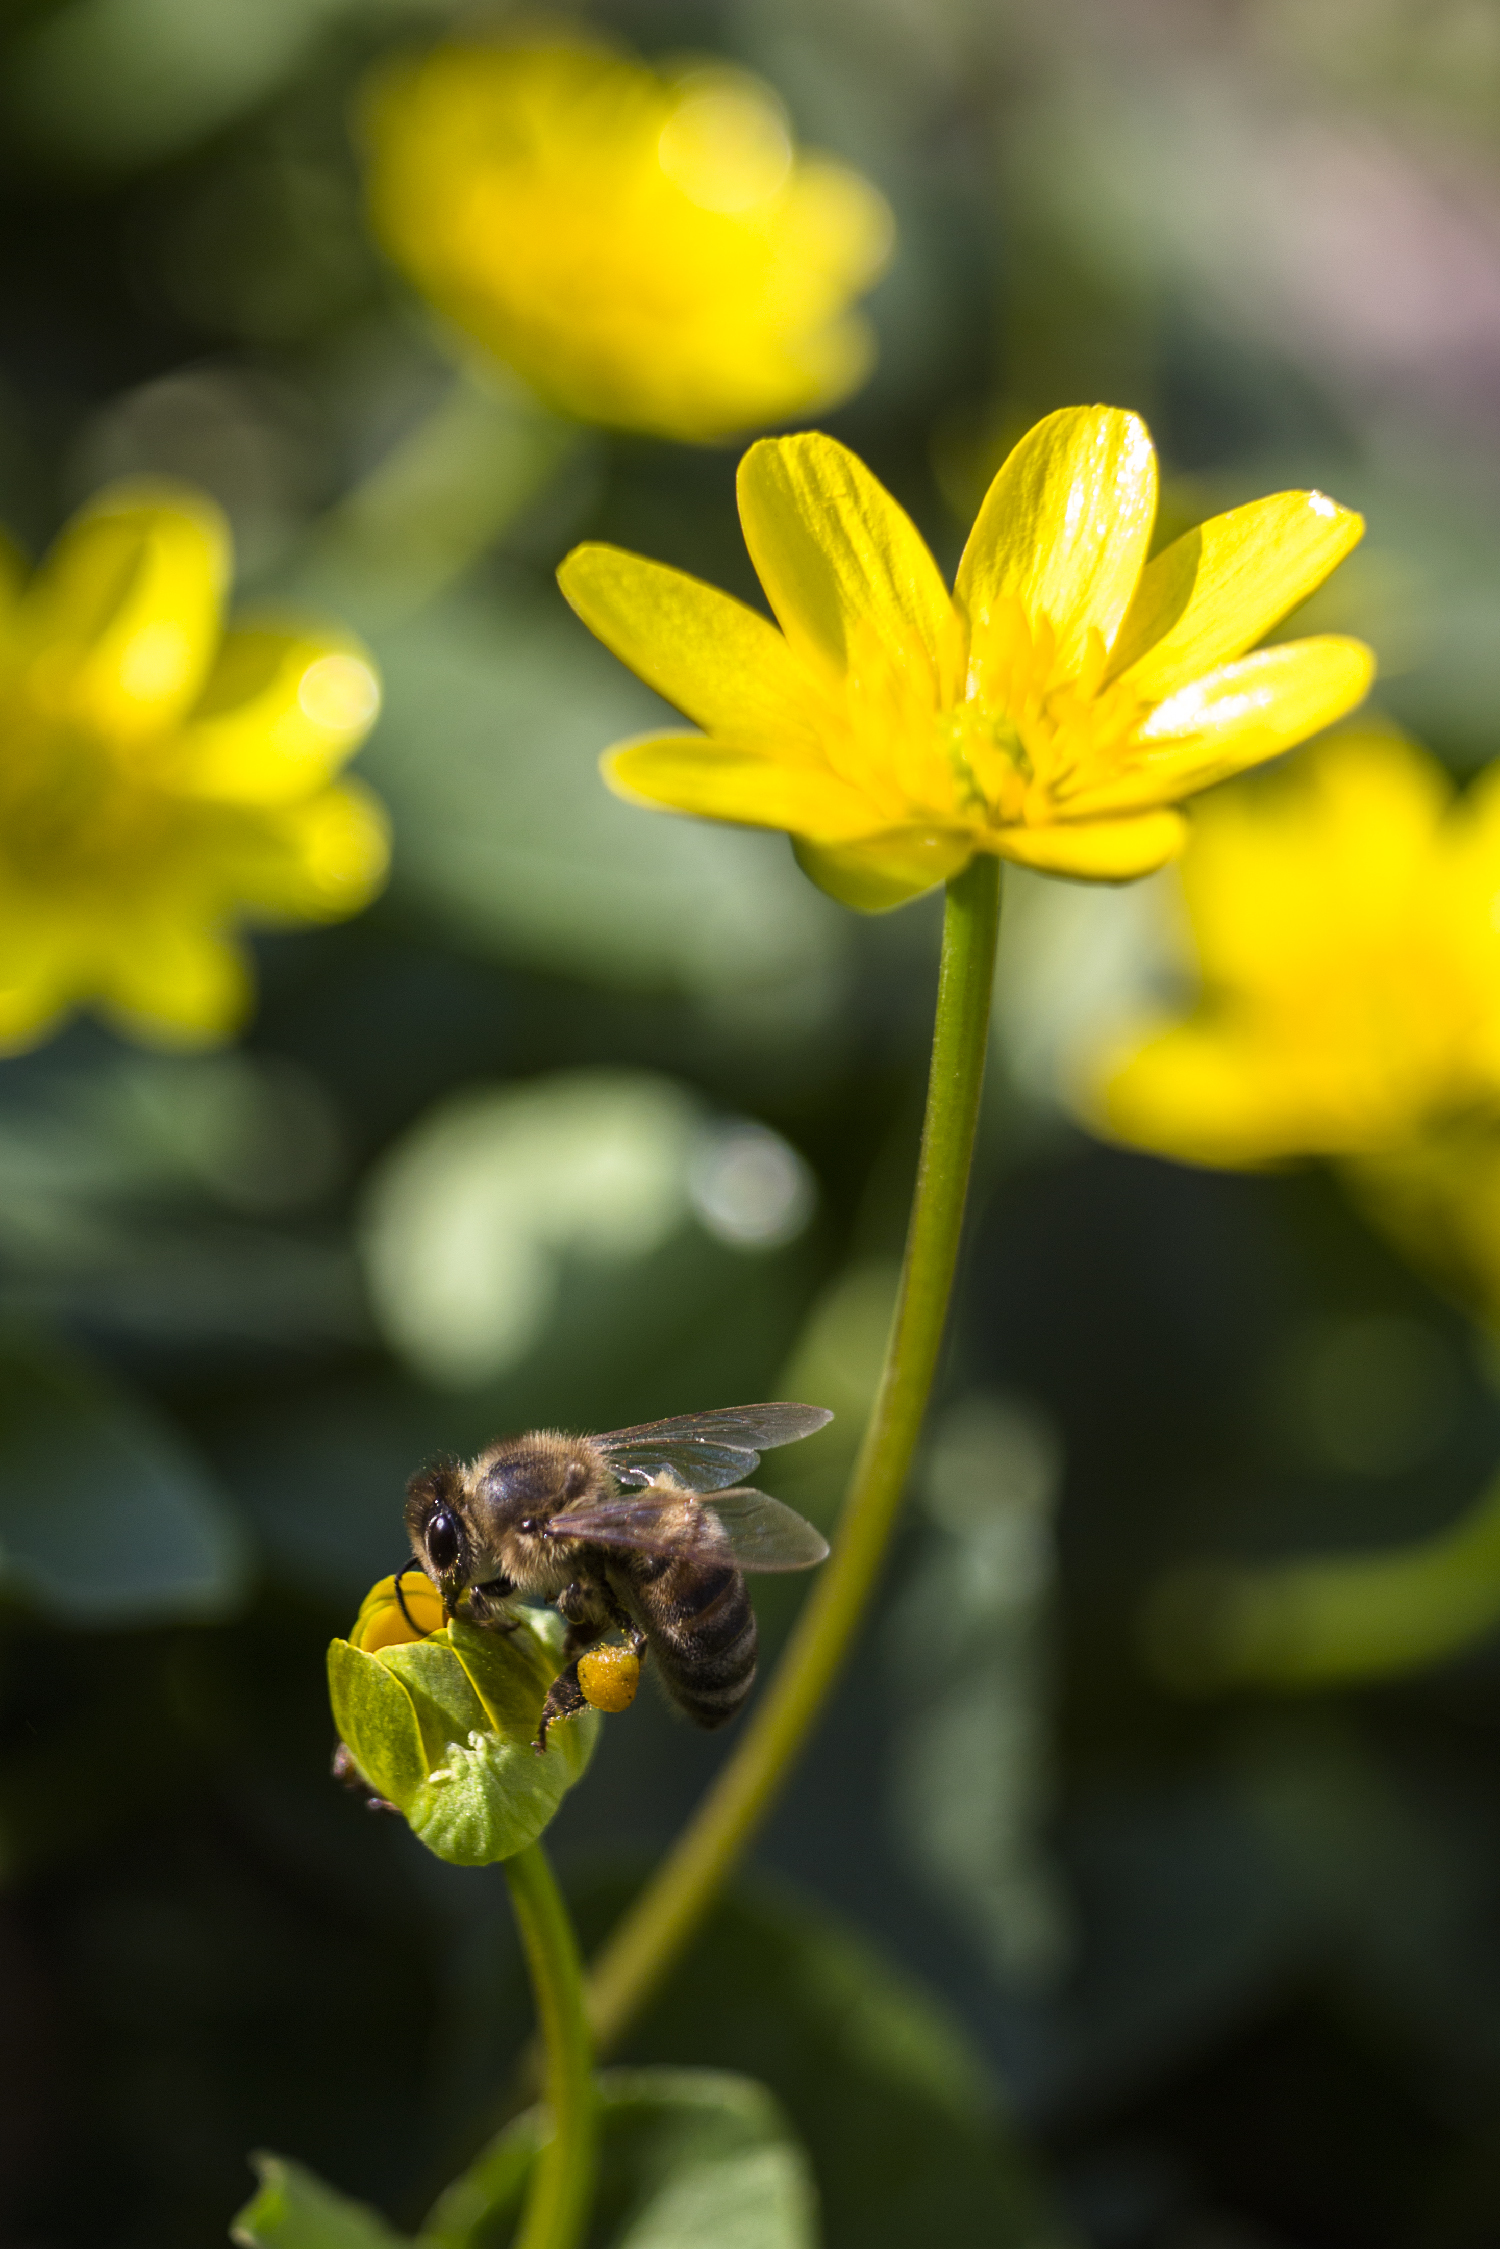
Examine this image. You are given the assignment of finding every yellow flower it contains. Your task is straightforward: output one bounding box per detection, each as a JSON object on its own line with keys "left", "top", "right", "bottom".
{"left": 558, "top": 407, "right": 1375, "bottom": 909}
{"left": 1099, "top": 729, "right": 1500, "bottom": 1164}
{"left": 0, "top": 479, "right": 387, "bottom": 1052}
{"left": 1094, "top": 728, "right": 1500, "bottom": 1319}
{"left": 360, "top": 38, "right": 892, "bottom": 443}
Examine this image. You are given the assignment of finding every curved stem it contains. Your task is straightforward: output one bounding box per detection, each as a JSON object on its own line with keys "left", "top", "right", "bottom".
{"left": 295, "top": 369, "right": 583, "bottom": 625}
{"left": 585, "top": 853, "right": 1003, "bottom": 2055}
{"left": 504, "top": 1842, "right": 596, "bottom": 2249}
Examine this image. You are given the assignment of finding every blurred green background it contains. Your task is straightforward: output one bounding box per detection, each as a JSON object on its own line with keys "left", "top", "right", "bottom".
{"left": 6, "top": 1, "right": 1500, "bottom": 2244}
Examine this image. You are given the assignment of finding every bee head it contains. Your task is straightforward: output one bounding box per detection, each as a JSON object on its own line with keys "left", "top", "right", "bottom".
{"left": 404, "top": 1461, "right": 472, "bottom": 1607}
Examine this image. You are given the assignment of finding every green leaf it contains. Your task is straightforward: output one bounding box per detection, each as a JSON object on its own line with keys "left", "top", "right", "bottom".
{"left": 10, "top": 0, "right": 354, "bottom": 173}
{"left": 420, "top": 2068, "right": 817, "bottom": 2249}
{"left": 595, "top": 2071, "right": 817, "bottom": 2249}
{"left": 232, "top": 2151, "right": 411, "bottom": 2249}
{"left": 415, "top": 2111, "right": 542, "bottom": 2249}
{"left": 578, "top": 1883, "right": 1074, "bottom": 2249}
{"left": 0, "top": 1333, "right": 247, "bottom": 1624}
{"left": 328, "top": 1607, "right": 596, "bottom": 1867}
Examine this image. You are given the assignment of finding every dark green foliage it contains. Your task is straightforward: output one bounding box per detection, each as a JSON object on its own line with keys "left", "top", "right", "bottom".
{"left": 0, "top": 1333, "right": 246, "bottom": 1622}
{"left": 238, "top": 2071, "right": 818, "bottom": 2249}
{"left": 582, "top": 1880, "right": 1073, "bottom": 2249}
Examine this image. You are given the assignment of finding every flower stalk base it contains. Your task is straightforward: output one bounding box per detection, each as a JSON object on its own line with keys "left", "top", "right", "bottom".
{"left": 505, "top": 1842, "right": 596, "bottom": 2249}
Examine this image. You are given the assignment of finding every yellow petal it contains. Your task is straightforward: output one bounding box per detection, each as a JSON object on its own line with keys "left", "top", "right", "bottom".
{"left": 1103, "top": 1023, "right": 1320, "bottom": 1165}
{"left": 1181, "top": 727, "right": 1447, "bottom": 991}
{"left": 234, "top": 783, "right": 392, "bottom": 920}
{"left": 557, "top": 544, "right": 808, "bottom": 739}
{"left": 777, "top": 156, "right": 895, "bottom": 300}
{"left": 793, "top": 829, "right": 972, "bottom": 912}
{"left": 20, "top": 481, "right": 229, "bottom": 744}
{"left": 0, "top": 983, "right": 67, "bottom": 1055}
{"left": 604, "top": 732, "right": 880, "bottom": 840}
{"left": 0, "top": 529, "right": 28, "bottom": 637}
{"left": 350, "top": 1573, "right": 446, "bottom": 1651}
{"left": 995, "top": 810, "right": 1187, "bottom": 882}
{"left": 172, "top": 627, "right": 382, "bottom": 805}
{"left": 95, "top": 918, "right": 251, "bottom": 1046}
{"left": 0, "top": 937, "right": 70, "bottom": 1054}
{"left": 736, "top": 433, "right": 956, "bottom": 686}
{"left": 955, "top": 407, "right": 1157, "bottom": 678}
{"left": 1110, "top": 490, "right": 1365, "bottom": 699}
{"left": 1072, "top": 637, "right": 1376, "bottom": 818}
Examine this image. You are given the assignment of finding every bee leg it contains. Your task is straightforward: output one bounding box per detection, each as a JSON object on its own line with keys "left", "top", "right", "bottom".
{"left": 534, "top": 1661, "right": 589, "bottom": 1755}
{"left": 603, "top": 1592, "right": 647, "bottom": 1660}
{"left": 468, "top": 1575, "right": 520, "bottom": 1630}
{"left": 556, "top": 1582, "right": 610, "bottom": 1657}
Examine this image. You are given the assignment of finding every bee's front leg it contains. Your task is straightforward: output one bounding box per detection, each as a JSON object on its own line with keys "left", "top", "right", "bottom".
{"left": 464, "top": 1573, "right": 519, "bottom": 1629}
{"left": 535, "top": 1659, "right": 589, "bottom": 1754}
{"left": 556, "top": 1580, "right": 609, "bottom": 1657}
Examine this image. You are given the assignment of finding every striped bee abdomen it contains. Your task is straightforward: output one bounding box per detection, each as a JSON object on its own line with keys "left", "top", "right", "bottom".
{"left": 617, "top": 1552, "right": 758, "bottom": 1729}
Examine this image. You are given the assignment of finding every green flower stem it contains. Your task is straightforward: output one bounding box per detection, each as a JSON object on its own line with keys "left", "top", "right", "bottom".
{"left": 296, "top": 371, "right": 584, "bottom": 623}
{"left": 1144, "top": 1457, "right": 1500, "bottom": 1692}
{"left": 504, "top": 1841, "right": 596, "bottom": 2249}
{"left": 585, "top": 852, "right": 1003, "bottom": 2055}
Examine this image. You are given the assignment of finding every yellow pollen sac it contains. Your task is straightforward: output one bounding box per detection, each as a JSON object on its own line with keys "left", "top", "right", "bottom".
{"left": 577, "top": 1645, "right": 641, "bottom": 1713}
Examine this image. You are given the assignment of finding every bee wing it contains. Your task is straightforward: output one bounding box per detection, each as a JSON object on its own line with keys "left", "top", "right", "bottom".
{"left": 595, "top": 1402, "right": 833, "bottom": 1491}
{"left": 550, "top": 1486, "right": 830, "bottom": 1573}
{"left": 695, "top": 1488, "right": 831, "bottom": 1572}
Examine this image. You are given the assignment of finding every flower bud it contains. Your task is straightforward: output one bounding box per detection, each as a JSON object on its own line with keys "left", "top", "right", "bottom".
{"left": 328, "top": 1577, "right": 596, "bottom": 1866}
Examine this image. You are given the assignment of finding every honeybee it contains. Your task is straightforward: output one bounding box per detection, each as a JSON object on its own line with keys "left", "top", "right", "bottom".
{"left": 402, "top": 1403, "right": 833, "bottom": 1750}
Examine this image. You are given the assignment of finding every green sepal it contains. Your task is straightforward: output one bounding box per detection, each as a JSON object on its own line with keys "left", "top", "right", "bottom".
{"left": 231, "top": 2151, "right": 409, "bottom": 2249}
{"left": 327, "top": 1606, "right": 596, "bottom": 1867}
{"left": 449, "top": 1608, "right": 565, "bottom": 1730}
{"left": 326, "top": 1640, "right": 428, "bottom": 1809}
{"left": 792, "top": 831, "right": 968, "bottom": 912}
{"left": 377, "top": 1634, "right": 493, "bottom": 1773}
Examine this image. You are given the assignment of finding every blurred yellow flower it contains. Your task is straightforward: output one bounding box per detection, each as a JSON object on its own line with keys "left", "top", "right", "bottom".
{"left": 559, "top": 407, "right": 1374, "bottom": 908}
{"left": 1095, "top": 728, "right": 1500, "bottom": 1319}
{"left": 1100, "top": 730, "right": 1500, "bottom": 1164}
{"left": 360, "top": 38, "right": 893, "bottom": 443}
{"left": 0, "top": 479, "right": 387, "bottom": 1053}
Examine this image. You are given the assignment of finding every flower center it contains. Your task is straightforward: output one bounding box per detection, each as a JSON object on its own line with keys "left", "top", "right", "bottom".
{"left": 943, "top": 598, "right": 1149, "bottom": 831}
{"left": 0, "top": 704, "right": 177, "bottom": 893}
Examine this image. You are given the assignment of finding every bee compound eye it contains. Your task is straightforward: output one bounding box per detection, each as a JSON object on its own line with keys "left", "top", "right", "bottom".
{"left": 426, "top": 1510, "right": 461, "bottom": 1572}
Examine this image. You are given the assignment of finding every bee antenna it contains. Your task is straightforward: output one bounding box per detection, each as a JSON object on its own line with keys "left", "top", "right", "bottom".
{"left": 391, "top": 1563, "right": 421, "bottom": 1635}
